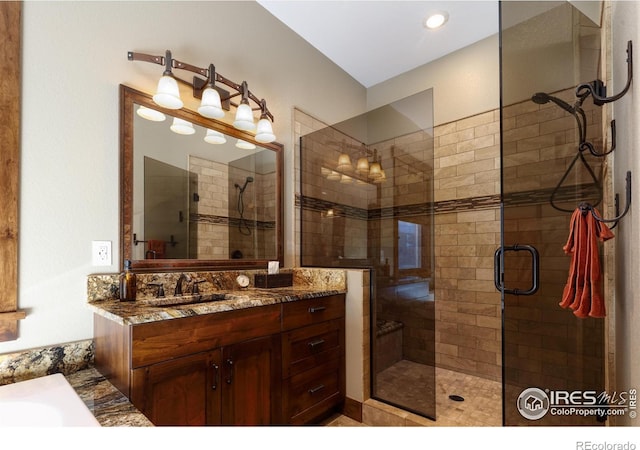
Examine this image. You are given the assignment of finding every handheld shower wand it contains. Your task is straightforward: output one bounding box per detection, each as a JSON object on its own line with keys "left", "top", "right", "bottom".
{"left": 235, "top": 176, "right": 254, "bottom": 235}
{"left": 235, "top": 176, "right": 254, "bottom": 194}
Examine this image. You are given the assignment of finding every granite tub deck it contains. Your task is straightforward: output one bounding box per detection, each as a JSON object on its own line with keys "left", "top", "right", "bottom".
{"left": 66, "top": 367, "right": 153, "bottom": 426}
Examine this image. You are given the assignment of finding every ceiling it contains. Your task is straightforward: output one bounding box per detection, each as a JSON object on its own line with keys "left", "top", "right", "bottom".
{"left": 257, "top": 1, "right": 500, "bottom": 88}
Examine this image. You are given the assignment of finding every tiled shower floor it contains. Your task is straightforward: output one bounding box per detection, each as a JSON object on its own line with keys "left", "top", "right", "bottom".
{"left": 327, "top": 361, "right": 502, "bottom": 426}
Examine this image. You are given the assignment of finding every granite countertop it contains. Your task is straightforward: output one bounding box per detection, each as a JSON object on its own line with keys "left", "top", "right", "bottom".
{"left": 88, "top": 287, "right": 346, "bottom": 325}
{"left": 66, "top": 367, "right": 153, "bottom": 426}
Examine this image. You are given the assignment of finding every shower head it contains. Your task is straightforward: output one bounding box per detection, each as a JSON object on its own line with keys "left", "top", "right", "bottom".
{"left": 235, "top": 176, "right": 254, "bottom": 193}
{"left": 531, "top": 92, "right": 575, "bottom": 115}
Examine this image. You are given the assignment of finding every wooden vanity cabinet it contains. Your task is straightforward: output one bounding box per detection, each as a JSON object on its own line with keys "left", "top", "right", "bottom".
{"left": 94, "top": 293, "right": 345, "bottom": 426}
{"left": 95, "top": 303, "right": 282, "bottom": 426}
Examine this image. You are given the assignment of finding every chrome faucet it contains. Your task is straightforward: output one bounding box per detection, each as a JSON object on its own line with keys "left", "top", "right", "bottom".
{"left": 174, "top": 273, "right": 192, "bottom": 296}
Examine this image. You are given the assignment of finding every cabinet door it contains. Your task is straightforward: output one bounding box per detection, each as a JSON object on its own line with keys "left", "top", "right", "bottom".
{"left": 132, "top": 351, "right": 213, "bottom": 426}
{"left": 221, "top": 334, "right": 282, "bottom": 425}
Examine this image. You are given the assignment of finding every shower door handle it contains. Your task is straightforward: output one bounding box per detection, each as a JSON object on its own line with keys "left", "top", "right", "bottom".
{"left": 494, "top": 244, "right": 540, "bottom": 295}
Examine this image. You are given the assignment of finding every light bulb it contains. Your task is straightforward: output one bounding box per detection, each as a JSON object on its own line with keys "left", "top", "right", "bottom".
{"left": 233, "top": 102, "right": 256, "bottom": 131}
{"left": 198, "top": 87, "right": 225, "bottom": 119}
{"left": 153, "top": 75, "right": 183, "bottom": 109}
{"left": 255, "top": 118, "right": 276, "bottom": 143}
{"left": 204, "top": 129, "right": 226, "bottom": 144}
{"left": 170, "top": 117, "right": 195, "bottom": 135}
{"left": 425, "top": 12, "right": 448, "bottom": 29}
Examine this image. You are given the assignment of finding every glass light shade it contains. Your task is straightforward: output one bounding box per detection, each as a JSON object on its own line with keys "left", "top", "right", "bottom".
{"left": 198, "top": 88, "right": 225, "bottom": 119}
{"left": 255, "top": 118, "right": 276, "bottom": 143}
{"left": 236, "top": 139, "right": 256, "bottom": 150}
{"left": 153, "top": 75, "right": 183, "bottom": 109}
{"left": 340, "top": 174, "right": 353, "bottom": 184}
{"left": 355, "top": 157, "right": 370, "bottom": 175}
{"left": 170, "top": 117, "right": 195, "bottom": 135}
{"left": 233, "top": 103, "right": 256, "bottom": 131}
{"left": 136, "top": 105, "right": 166, "bottom": 122}
{"left": 320, "top": 167, "right": 331, "bottom": 177}
{"left": 373, "top": 170, "right": 387, "bottom": 184}
{"left": 204, "top": 129, "right": 226, "bottom": 144}
{"left": 336, "top": 153, "right": 353, "bottom": 172}
{"left": 327, "top": 171, "right": 341, "bottom": 181}
{"left": 368, "top": 161, "right": 383, "bottom": 179}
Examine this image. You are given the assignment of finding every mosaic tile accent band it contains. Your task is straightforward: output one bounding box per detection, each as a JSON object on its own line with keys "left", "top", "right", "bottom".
{"left": 298, "top": 182, "right": 600, "bottom": 220}
{"left": 192, "top": 213, "right": 276, "bottom": 230}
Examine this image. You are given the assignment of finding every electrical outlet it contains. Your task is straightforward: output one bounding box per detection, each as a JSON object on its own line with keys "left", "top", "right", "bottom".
{"left": 92, "top": 240, "right": 112, "bottom": 266}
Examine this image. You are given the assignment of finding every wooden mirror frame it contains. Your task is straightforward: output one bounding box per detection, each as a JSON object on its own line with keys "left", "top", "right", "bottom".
{"left": 120, "top": 85, "right": 284, "bottom": 272}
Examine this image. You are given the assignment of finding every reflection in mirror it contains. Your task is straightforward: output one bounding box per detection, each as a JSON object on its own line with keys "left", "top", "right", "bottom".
{"left": 121, "top": 85, "right": 283, "bottom": 271}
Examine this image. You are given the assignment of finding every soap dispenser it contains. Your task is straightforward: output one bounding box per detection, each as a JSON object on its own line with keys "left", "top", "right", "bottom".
{"left": 119, "top": 259, "right": 137, "bottom": 301}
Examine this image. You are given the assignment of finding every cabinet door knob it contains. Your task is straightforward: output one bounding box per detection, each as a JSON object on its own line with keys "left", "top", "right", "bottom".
{"left": 308, "top": 306, "right": 326, "bottom": 313}
{"left": 211, "top": 363, "right": 219, "bottom": 390}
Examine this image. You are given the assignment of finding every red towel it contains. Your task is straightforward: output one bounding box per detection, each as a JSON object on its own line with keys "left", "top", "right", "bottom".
{"left": 559, "top": 208, "right": 614, "bottom": 318}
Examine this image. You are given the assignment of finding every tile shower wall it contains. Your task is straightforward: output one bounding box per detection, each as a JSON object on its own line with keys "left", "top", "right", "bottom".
{"left": 433, "top": 110, "right": 502, "bottom": 381}
{"left": 188, "top": 155, "right": 277, "bottom": 260}
{"left": 189, "top": 155, "right": 230, "bottom": 259}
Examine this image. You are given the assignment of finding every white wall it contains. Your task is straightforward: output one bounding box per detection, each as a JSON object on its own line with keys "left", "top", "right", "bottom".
{"left": 611, "top": 0, "right": 640, "bottom": 426}
{"left": 366, "top": 34, "right": 500, "bottom": 127}
{"left": 3, "top": 1, "right": 365, "bottom": 353}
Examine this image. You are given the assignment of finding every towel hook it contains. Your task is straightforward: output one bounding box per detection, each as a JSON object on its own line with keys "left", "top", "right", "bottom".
{"left": 578, "top": 171, "right": 632, "bottom": 229}
{"left": 575, "top": 41, "right": 633, "bottom": 106}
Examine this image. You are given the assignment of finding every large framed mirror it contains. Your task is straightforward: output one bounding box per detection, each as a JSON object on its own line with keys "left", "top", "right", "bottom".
{"left": 120, "top": 85, "right": 283, "bottom": 271}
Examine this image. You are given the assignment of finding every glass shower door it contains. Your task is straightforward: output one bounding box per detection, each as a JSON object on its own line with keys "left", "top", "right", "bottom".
{"left": 499, "top": 1, "right": 606, "bottom": 426}
{"left": 299, "top": 89, "right": 436, "bottom": 419}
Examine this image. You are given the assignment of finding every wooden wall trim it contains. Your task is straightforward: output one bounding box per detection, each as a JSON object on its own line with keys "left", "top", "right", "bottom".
{"left": 0, "top": 2, "right": 24, "bottom": 342}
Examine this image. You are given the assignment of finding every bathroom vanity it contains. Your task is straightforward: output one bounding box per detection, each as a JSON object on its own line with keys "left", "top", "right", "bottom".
{"left": 90, "top": 286, "right": 345, "bottom": 426}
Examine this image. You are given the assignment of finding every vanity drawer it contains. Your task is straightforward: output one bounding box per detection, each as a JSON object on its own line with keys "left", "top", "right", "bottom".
{"left": 282, "top": 319, "right": 341, "bottom": 377}
{"left": 281, "top": 294, "right": 345, "bottom": 331}
{"left": 283, "top": 354, "right": 341, "bottom": 424}
{"left": 130, "top": 304, "right": 281, "bottom": 368}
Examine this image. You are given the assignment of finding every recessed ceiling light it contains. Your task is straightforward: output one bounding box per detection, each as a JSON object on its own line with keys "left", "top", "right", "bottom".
{"left": 425, "top": 11, "right": 448, "bottom": 29}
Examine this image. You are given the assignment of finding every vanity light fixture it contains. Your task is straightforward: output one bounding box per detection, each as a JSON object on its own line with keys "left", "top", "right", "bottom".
{"left": 236, "top": 139, "right": 256, "bottom": 150}
{"left": 170, "top": 117, "right": 195, "bottom": 135}
{"left": 355, "top": 156, "right": 370, "bottom": 175}
{"left": 136, "top": 105, "right": 166, "bottom": 122}
{"left": 204, "top": 129, "right": 226, "bottom": 145}
{"left": 425, "top": 11, "right": 448, "bottom": 29}
{"left": 128, "top": 49, "right": 276, "bottom": 142}
{"left": 336, "top": 153, "right": 354, "bottom": 172}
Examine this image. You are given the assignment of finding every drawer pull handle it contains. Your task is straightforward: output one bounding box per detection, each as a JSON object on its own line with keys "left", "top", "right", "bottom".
{"left": 212, "top": 363, "right": 219, "bottom": 390}
{"left": 308, "top": 306, "right": 326, "bottom": 313}
{"left": 308, "top": 384, "right": 325, "bottom": 395}
{"left": 308, "top": 339, "right": 325, "bottom": 348}
{"left": 225, "top": 359, "right": 234, "bottom": 385}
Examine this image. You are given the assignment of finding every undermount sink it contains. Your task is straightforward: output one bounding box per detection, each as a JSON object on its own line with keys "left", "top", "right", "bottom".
{"left": 137, "top": 292, "right": 228, "bottom": 307}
